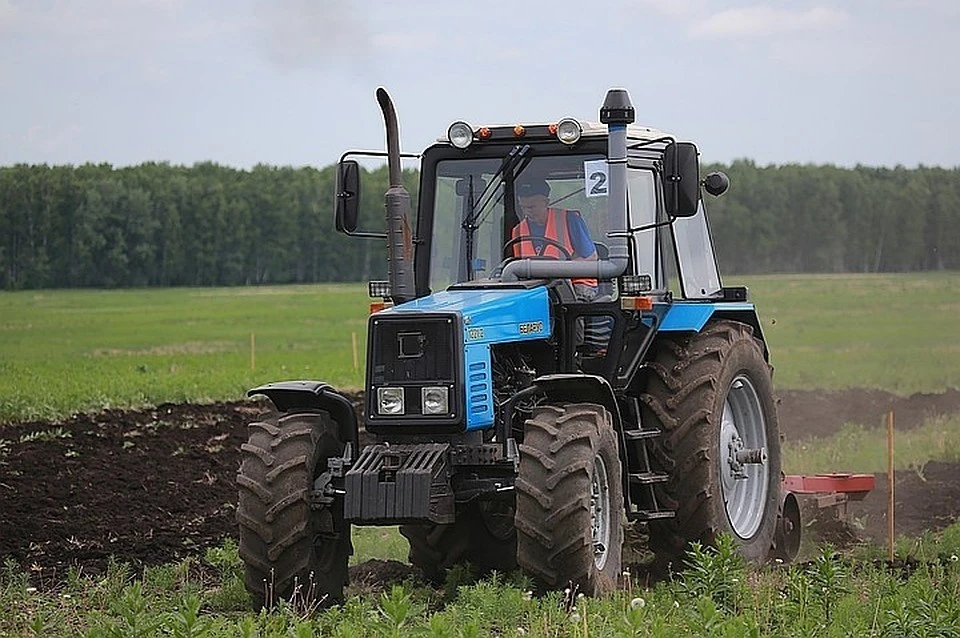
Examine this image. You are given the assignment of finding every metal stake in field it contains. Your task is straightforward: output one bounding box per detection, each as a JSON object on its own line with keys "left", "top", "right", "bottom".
{"left": 251, "top": 332, "right": 256, "bottom": 371}
{"left": 887, "top": 409, "right": 895, "bottom": 561}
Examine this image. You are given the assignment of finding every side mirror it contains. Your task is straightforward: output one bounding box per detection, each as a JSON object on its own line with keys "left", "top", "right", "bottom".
{"left": 703, "top": 171, "right": 730, "bottom": 197}
{"left": 334, "top": 160, "right": 361, "bottom": 234}
{"left": 662, "top": 142, "right": 700, "bottom": 217}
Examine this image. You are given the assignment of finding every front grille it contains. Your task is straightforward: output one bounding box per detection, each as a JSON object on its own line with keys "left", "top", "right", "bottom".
{"left": 369, "top": 315, "right": 456, "bottom": 384}
{"left": 366, "top": 313, "right": 463, "bottom": 430}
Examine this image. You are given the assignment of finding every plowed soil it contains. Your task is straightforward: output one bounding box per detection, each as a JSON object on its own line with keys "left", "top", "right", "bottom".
{"left": 1, "top": 389, "right": 958, "bottom": 585}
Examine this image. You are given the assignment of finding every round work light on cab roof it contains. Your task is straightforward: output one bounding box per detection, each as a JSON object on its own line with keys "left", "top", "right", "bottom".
{"left": 447, "top": 121, "right": 474, "bottom": 149}
{"left": 556, "top": 118, "right": 582, "bottom": 145}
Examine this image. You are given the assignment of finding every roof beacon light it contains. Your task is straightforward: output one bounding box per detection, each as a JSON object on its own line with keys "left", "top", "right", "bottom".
{"left": 448, "top": 121, "right": 474, "bottom": 149}
{"left": 556, "top": 118, "right": 582, "bottom": 145}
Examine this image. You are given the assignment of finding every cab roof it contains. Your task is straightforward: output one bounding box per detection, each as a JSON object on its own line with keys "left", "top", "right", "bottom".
{"left": 436, "top": 121, "right": 670, "bottom": 144}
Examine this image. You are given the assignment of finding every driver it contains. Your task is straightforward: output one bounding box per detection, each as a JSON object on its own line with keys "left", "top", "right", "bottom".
{"left": 512, "top": 178, "right": 598, "bottom": 298}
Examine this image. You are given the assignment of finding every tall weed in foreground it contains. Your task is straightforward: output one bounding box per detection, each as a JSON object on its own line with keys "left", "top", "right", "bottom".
{"left": 678, "top": 534, "right": 749, "bottom": 613}
{"left": 2, "top": 527, "right": 960, "bottom": 636}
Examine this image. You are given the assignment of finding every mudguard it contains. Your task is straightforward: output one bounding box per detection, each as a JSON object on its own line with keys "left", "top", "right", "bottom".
{"left": 247, "top": 380, "right": 358, "bottom": 455}
{"left": 657, "top": 301, "right": 769, "bottom": 359}
{"left": 530, "top": 374, "right": 623, "bottom": 432}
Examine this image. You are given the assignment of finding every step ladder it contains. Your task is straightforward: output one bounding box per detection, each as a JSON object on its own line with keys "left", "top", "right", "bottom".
{"left": 621, "top": 396, "right": 675, "bottom": 521}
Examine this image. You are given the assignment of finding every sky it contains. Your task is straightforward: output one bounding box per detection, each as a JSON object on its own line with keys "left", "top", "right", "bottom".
{"left": 1, "top": 0, "right": 958, "bottom": 169}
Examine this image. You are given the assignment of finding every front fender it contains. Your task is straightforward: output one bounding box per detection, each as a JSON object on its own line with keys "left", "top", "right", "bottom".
{"left": 530, "top": 373, "right": 623, "bottom": 432}
{"left": 247, "top": 380, "right": 358, "bottom": 454}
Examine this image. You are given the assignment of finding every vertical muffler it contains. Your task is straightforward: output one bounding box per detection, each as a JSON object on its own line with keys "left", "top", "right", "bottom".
{"left": 376, "top": 88, "right": 415, "bottom": 304}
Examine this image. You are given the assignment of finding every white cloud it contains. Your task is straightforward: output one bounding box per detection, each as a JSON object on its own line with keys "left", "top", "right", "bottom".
{"left": 253, "top": 0, "right": 372, "bottom": 71}
{"left": 690, "top": 5, "right": 849, "bottom": 39}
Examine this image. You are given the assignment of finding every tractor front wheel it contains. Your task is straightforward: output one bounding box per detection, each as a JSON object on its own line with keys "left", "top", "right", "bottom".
{"left": 515, "top": 403, "right": 623, "bottom": 595}
{"left": 400, "top": 500, "right": 517, "bottom": 584}
{"left": 237, "top": 411, "right": 350, "bottom": 609}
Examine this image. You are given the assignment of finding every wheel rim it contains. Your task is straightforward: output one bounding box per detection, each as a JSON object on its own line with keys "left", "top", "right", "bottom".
{"left": 718, "top": 374, "right": 769, "bottom": 539}
{"left": 590, "top": 455, "right": 611, "bottom": 570}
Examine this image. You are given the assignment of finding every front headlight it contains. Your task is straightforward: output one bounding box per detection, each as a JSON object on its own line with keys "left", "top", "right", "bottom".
{"left": 556, "top": 118, "right": 582, "bottom": 145}
{"left": 377, "top": 387, "right": 405, "bottom": 415}
{"left": 421, "top": 386, "right": 449, "bottom": 415}
{"left": 447, "top": 121, "right": 474, "bottom": 149}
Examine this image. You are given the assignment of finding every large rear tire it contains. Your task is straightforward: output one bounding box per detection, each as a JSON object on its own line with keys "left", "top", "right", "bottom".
{"left": 641, "top": 320, "right": 781, "bottom": 566}
{"left": 515, "top": 403, "right": 623, "bottom": 595}
{"left": 237, "top": 411, "right": 350, "bottom": 609}
{"left": 400, "top": 500, "right": 517, "bottom": 584}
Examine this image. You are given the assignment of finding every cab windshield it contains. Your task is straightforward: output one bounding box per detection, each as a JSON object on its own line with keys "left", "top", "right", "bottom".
{"left": 428, "top": 153, "right": 613, "bottom": 291}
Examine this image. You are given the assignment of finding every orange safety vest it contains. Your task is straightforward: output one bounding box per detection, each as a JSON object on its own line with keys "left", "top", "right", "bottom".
{"left": 512, "top": 208, "right": 597, "bottom": 287}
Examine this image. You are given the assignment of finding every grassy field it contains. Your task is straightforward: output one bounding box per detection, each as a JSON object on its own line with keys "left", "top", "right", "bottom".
{"left": 0, "top": 285, "right": 371, "bottom": 423}
{"left": 4, "top": 531, "right": 960, "bottom": 636}
{"left": 783, "top": 414, "right": 960, "bottom": 474}
{"left": 2, "top": 272, "right": 958, "bottom": 424}
{"left": 746, "top": 272, "right": 960, "bottom": 393}
{"left": 3, "top": 273, "right": 960, "bottom": 634}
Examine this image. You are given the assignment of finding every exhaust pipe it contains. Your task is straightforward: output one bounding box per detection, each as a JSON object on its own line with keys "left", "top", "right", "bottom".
{"left": 502, "top": 88, "right": 634, "bottom": 283}
{"left": 376, "top": 88, "right": 415, "bottom": 304}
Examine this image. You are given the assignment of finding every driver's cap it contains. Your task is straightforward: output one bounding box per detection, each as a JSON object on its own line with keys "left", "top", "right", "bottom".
{"left": 516, "top": 179, "right": 550, "bottom": 197}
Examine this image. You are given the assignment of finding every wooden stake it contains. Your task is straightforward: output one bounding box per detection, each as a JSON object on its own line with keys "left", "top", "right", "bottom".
{"left": 250, "top": 332, "right": 256, "bottom": 371}
{"left": 887, "top": 410, "right": 895, "bottom": 561}
{"left": 351, "top": 331, "right": 359, "bottom": 372}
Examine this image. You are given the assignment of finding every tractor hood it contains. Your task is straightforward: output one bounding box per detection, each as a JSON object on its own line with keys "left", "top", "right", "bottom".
{"left": 381, "top": 286, "right": 552, "bottom": 345}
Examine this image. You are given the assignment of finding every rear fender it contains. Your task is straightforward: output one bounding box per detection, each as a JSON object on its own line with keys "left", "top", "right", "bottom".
{"left": 247, "top": 381, "right": 358, "bottom": 454}
{"left": 659, "top": 303, "right": 769, "bottom": 360}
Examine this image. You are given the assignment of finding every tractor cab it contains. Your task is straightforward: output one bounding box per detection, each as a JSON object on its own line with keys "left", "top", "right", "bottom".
{"left": 336, "top": 107, "right": 732, "bottom": 314}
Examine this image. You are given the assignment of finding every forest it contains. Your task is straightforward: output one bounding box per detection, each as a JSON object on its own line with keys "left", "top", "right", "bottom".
{"left": 1, "top": 160, "right": 958, "bottom": 290}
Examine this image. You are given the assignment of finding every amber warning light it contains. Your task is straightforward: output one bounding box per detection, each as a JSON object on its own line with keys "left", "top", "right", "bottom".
{"left": 621, "top": 296, "right": 653, "bottom": 311}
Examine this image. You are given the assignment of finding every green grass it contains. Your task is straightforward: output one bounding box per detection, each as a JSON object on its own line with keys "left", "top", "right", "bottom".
{"left": 351, "top": 527, "right": 408, "bottom": 565}
{"left": 784, "top": 413, "right": 960, "bottom": 475}
{"left": 743, "top": 272, "right": 960, "bottom": 394}
{"left": 1, "top": 273, "right": 958, "bottom": 423}
{"left": 3, "top": 531, "right": 960, "bottom": 637}
{"left": 0, "top": 285, "right": 370, "bottom": 423}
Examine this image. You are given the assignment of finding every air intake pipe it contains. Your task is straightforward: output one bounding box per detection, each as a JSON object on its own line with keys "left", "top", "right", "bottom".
{"left": 502, "top": 89, "right": 634, "bottom": 283}
{"left": 377, "top": 88, "right": 416, "bottom": 304}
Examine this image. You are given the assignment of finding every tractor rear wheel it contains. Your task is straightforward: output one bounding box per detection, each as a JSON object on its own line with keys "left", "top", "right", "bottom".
{"left": 237, "top": 411, "right": 350, "bottom": 609}
{"left": 515, "top": 403, "right": 623, "bottom": 595}
{"left": 641, "top": 320, "right": 781, "bottom": 566}
{"left": 400, "top": 500, "right": 517, "bottom": 584}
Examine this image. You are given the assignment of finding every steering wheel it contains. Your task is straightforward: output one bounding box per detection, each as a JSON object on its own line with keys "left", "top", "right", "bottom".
{"left": 501, "top": 235, "right": 574, "bottom": 261}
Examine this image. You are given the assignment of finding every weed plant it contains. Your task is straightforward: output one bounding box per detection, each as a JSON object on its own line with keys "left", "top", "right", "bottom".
{"left": 3, "top": 525, "right": 960, "bottom": 636}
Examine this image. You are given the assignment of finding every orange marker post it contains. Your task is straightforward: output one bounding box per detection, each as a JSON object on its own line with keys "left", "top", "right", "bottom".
{"left": 887, "top": 410, "right": 895, "bottom": 561}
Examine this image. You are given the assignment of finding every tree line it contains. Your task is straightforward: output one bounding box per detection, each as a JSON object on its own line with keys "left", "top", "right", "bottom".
{"left": 1, "top": 161, "right": 957, "bottom": 290}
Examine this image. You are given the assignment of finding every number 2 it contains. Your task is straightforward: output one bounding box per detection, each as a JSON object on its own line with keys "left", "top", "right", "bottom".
{"left": 589, "top": 171, "right": 607, "bottom": 195}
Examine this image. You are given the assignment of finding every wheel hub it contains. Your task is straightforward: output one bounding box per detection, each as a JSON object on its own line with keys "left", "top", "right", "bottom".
{"left": 718, "top": 375, "right": 770, "bottom": 539}
{"left": 590, "top": 455, "right": 611, "bottom": 570}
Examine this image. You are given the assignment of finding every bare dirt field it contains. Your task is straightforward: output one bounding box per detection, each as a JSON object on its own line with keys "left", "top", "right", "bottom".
{"left": 2, "top": 389, "right": 959, "bottom": 584}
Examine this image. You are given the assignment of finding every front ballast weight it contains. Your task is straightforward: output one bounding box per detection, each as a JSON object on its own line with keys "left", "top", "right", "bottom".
{"left": 343, "top": 443, "right": 455, "bottom": 524}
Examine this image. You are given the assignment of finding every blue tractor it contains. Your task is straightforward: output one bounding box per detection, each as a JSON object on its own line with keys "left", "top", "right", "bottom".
{"left": 237, "top": 88, "right": 784, "bottom": 608}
